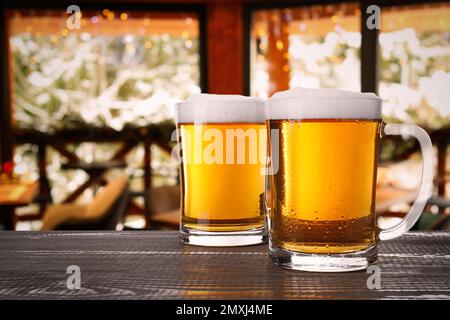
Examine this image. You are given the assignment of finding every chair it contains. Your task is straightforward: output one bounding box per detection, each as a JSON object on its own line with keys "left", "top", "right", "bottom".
{"left": 41, "top": 176, "right": 129, "bottom": 230}
{"left": 146, "top": 185, "right": 180, "bottom": 229}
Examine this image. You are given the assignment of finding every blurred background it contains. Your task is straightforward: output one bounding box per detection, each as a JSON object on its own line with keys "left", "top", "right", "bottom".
{"left": 0, "top": 0, "right": 448, "bottom": 232}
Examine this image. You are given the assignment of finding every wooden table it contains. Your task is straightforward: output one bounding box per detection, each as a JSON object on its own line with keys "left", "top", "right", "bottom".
{"left": 0, "top": 231, "right": 448, "bottom": 300}
{"left": 0, "top": 183, "right": 38, "bottom": 230}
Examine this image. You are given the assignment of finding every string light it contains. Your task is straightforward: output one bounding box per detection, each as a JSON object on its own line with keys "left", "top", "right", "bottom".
{"left": 257, "top": 28, "right": 266, "bottom": 37}
{"left": 144, "top": 41, "right": 153, "bottom": 49}
{"left": 120, "top": 12, "right": 128, "bottom": 21}
{"left": 181, "top": 30, "right": 189, "bottom": 38}
{"left": 282, "top": 64, "right": 290, "bottom": 73}
{"left": 276, "top": 40, "right": 284, "bottom": 50}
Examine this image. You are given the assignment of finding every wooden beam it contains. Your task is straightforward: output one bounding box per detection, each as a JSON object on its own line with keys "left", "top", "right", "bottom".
{"left": 14, "top": 122, "right": 175, "bottom": 144}
{"left": 206, "top": 2, "right": 243, "bottom": 94}
{"left": 61, "top": 140, "right": 137, "bottom": 203}
{"left": 62, "top": 170, "right": 104, "bottom": 203}
{"left": 50, "top": 143, "right": 79, "bottom": 162}
{"left": 153, "top": 138, "right": 173, "bottom": 154}
{"left": 437, "top": 141, "right": 447, "bottom": 197}
{"left": 143, "top": 137, "right": 152, "bottom": 226}
{"left": 361, "top": 1, "right": 379, "bottom": 94}
{"left": 0, "top": 10, "right": 13, "bottom": 165}
{"left": 267, "top": 10, "right": 289, "bottom": 97}
{"left": 37, "top": 142, "right": 51, "bottom": 215}
{"left": 9, "top": 14, "right": 199, "bottom": 37}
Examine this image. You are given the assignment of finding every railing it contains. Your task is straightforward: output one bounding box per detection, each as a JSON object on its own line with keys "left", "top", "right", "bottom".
{"left": 13, "top": 121, "right": 176, "bottom": 226}
{"left": 12, "top": 123, "right": 450, "bottom": 225}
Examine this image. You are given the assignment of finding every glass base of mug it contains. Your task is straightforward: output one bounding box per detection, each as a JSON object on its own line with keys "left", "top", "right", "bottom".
{"left": 269, "top": 242, "right": 378, "bottom": 272}
{"left": 181, "top": 226, "right": 267, "bottom": 247}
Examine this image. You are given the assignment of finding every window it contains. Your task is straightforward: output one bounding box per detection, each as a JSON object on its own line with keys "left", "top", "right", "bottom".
{"left": 379, "top": 2, "right": 450, "bottom": 129}
{"left": 247, "top": 1, "right": 450, "bottom": 203}
{"left": 9, "top": 9, "right": 200, "bottom": 131}
{"left": 8, "top": 8, "right": 201, "bottom": 205}
{"left": 250, "top": 3, "right": 361, "bottom": 98}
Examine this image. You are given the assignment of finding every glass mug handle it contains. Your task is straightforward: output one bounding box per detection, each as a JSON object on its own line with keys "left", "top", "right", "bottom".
{"left": 378, "top": 123, "right": 434, "bottom": 241}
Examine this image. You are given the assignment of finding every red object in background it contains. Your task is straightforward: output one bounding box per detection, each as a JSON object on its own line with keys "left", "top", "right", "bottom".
{"left": 2, "top": 161, "right": 13, "bottom": 174}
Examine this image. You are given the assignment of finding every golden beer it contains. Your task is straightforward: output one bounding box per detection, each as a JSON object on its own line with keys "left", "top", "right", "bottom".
{"left": 179, "top": 123, "right": 266, "bottom": 232}
{"left": 267, "top": 87, "right": 433, "bottom": 272}
{"left": 176, "top": 94, "right": 267, "bottom": 246}
{"left": 269, "top": 119, "right": 380, "bottom": 254}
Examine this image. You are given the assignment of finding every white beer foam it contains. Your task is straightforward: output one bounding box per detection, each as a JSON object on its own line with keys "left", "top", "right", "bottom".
{"left": 176, "top": 94, "right": 265, "bottom": 123}
{"left": 268, "top": 88, "right": 382, "bottom": 120}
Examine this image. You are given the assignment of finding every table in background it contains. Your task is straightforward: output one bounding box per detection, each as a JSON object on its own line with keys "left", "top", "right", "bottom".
{"left": 0, "top": 183, "right": 38, "bottom": 230}
{"left": 0, "top": 231, "right": 448, "bottom": 300}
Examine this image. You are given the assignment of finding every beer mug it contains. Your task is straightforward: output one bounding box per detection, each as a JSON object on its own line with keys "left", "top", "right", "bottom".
{"left": 266, "top": 88, "right": 433, "bottom": 271}
{"left": 175, "top": 94, "right": 268, "bottom": 246}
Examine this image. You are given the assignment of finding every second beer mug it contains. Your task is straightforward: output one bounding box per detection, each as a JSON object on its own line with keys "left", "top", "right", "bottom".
{"left": 266, "top": 88, "right": 433, "bottom": 271}
{"left": 176, "top": 94, "right": 267, "bottom": 246}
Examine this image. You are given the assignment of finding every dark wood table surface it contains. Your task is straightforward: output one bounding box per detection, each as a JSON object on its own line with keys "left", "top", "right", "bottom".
{"left": 0, "top": 231, "right": 448, "bottom": 300}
